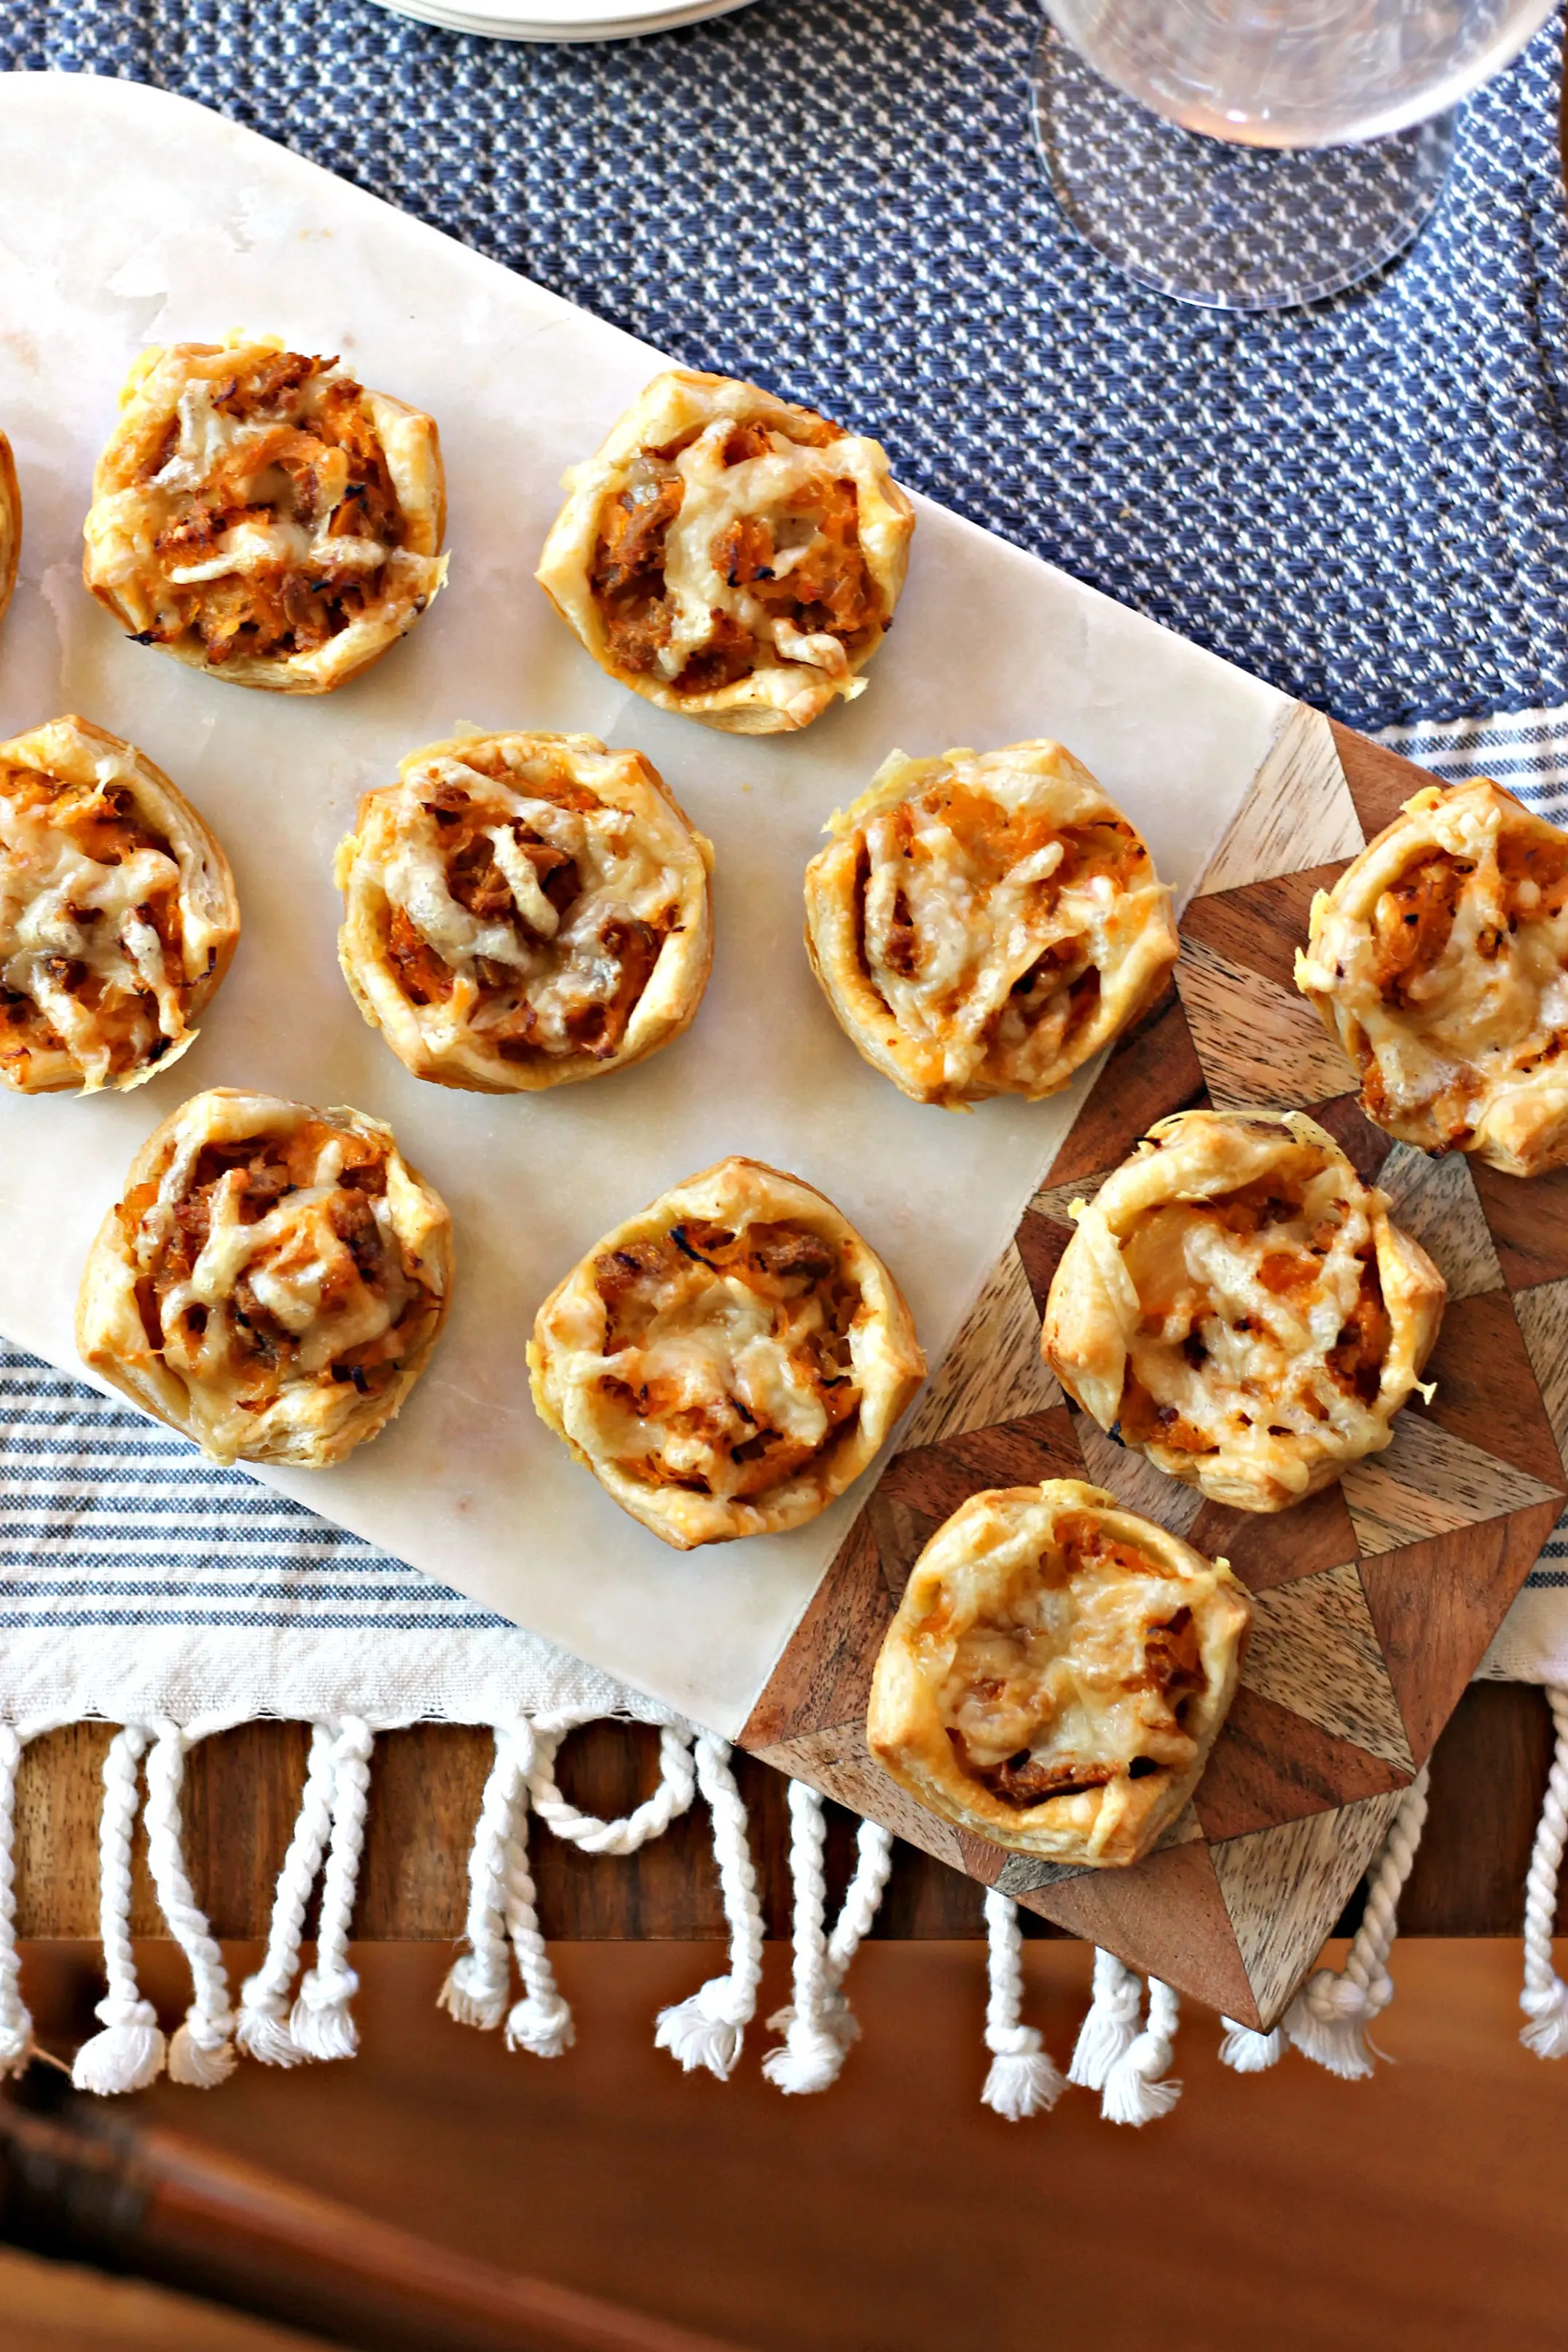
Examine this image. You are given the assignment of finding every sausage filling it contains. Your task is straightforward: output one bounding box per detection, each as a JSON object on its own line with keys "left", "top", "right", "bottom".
{"left": 0, "top": 762, "right": 195, "bottom": 1090}
{"left": 585, "top": 1218, "right": 864, "bottom": 1500}
{"left": 938, "top": 1513, "right": 1207, "bottom": 1806}
{"left": 590, "top": 414, "right": 885, "bottom": 696}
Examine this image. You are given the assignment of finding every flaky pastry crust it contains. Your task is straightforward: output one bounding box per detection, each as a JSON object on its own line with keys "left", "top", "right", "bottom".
{"left": 1297, "top": 778, "right": 1568, "bottom": 1176}
{"left": 77, "top": 1089, "right": 452, "bottom": 1467}
{"left": 0, "top": 716, "right": 239, "bottom": 1096}
{"left": 536, "top": 370, "right": 914, "bottom": 735}
{"left": 82, "top": 337, "right": 447, "bottom": 694}
{"left": 0, "top": 426, "right": 18, "bottom": 627}
{"left": 803, "top": 741, "right": 1178, "bottom": 1108}
{"left": 528, "top": 1156, "right": 925, "bottom": 1548}
{"left": 1043, "top": 1110, "right": 1446, "bottom": 1513}
{"left": 335, "top": 730, "right": 713, "bottom": 1093}
{"left": 868, "top": 1480, "right": 1250, "bottom": 1866}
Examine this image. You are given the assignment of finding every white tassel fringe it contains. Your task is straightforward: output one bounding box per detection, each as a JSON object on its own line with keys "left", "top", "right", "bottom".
{"left": 656, "top": 1733, "right": 764, "bottom": 2081}
{"left": 1520, "top": 1685, "right": 1568, "bottom": 2057}
{"left": 1100, "top": 1975, "right": 1182, "bottom": 2125}
{"left": 237, "top": 1723, "right": 337, "bottom": 2066}
{"left": 289, "top": 1719, "right": 374, "bottom": 2063}
{"left": 1219, "top": 2018, "right": 1287, "bottom": 2073}
{"left": 764, "top": 1785, "right": 891, "bottom": 2095}
{"left": 73, "top": 1725, "right": 166, "bottom": 2096}
{"left": 979, "top": 1888, "right": 1062, "bottom": 2120}
{"left": 439, "top": 1725, "right": 523, "bottom": 2034}
{"left": 144, "top": 1721, "right": 235, "bottom": 2086}
{"left": 1067, "top": 1948, "right": 1144, "bottom": 2090}
{"left": 1285, "top": 1763, "right": 1430, "bottom": 2079}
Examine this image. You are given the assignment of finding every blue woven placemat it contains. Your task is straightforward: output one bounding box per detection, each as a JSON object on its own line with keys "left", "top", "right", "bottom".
{"left": 3, "top": 7, "right": 1568, "bottom": 1669}
{"left": 4, "top": 0, "right": 1568, "bottom": 734}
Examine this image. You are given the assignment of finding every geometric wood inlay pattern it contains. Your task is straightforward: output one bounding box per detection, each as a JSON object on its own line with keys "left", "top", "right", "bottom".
{"left": 741, "top": 715, "right": 1568, "bottom": 2030}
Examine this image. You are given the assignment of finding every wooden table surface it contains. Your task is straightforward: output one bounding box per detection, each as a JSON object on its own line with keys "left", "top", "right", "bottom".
{"left": 12, "top": 1682, "right": 1564, "bottom": 1943}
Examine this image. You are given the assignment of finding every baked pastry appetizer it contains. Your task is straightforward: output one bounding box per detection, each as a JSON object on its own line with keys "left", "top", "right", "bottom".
{"left": 0, "top": 716, "right": 239, "bottom": 1096}
{"left": 77, "top": 1089, "right": 452, "bottom": 1467}
{"left": 335, "top": 729, "right": 713, "bottom": 1092}
{"left": 536, "top": 370, "right": 914, "bottom": 734}
{"left": 1042, "top": 1110, "right": 1446, "bottom": 1513}
{"left": 867, "top": 1480, "right": 1250, "bottom": 1867}
{"left": 0, "top": 424, "right": 18, "bottom": 627}
{"left": 82, "top": 336, "right": 446, "bottom": 693}
{"left": 1297, "top": 777, "right": 1568, "bottom": 1175}
{"left": 528, "top": 1156, "right": 925, "bottom": 1548}
{"left": 803, "top": 741, "right": 1178, "bottom": 1108}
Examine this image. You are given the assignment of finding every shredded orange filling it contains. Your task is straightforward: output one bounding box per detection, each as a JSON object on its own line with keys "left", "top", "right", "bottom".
{"left": 120, "top": 1121, "right": 434, "bottom": 1403}
{"left": 592, "top": 1218, "right": 861, "bottom": 1500}
{"left": 136, "top": 351, "right": 406, "bottom": 665}
{"left": 589, "top": 422, "right": 882, "bottom": 694}
{"left": 0, "top": 763, "right": 187, "bottom": 1083}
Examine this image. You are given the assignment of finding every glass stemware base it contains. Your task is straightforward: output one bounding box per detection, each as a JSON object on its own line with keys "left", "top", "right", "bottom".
{"left": 1030, "top": 28, "right": 1457, "bottom": 311}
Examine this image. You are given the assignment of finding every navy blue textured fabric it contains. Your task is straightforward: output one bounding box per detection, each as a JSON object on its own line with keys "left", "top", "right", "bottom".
{"left": 1, "top": 1, "right": 1567, "bottom": 731}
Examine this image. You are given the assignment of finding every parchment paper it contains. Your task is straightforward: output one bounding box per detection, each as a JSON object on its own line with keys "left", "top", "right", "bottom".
{"left": 0, "top": 74, "right": 1289, "bottom": 1731}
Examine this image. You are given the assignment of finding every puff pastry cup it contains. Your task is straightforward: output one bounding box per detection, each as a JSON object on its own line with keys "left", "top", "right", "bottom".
{"left": 82, "top": 336, "right": 447, "bottom": 694}
{"left": 335, "top": 730, "right": 713, "bottom": 1092}
{"left": 1296, "top": 777, "right": 1568, "bottom": 1176}
{"left": 1042, "top": 1110, "right": 1446, "bottom": 1513}
{"left": 803, "top": 741, "right": 1178, "bottom": 1108}
{"left": 536, "top": 369, "right": 914, "bottom": 734}
{"left": 77, "top": 1089, "right": 452, "bottom": 1468}
{"left": 0, "top": 716, "right": 239, "bottom": 1096}
{"left": 868, "top": 1479, "right": 1250, "bottom": 1866}
{"left": 528, "top": 1156, "right": 925, "bottom": 1548}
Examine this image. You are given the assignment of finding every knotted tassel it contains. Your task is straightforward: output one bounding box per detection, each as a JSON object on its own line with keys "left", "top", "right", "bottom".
{"left": 979, "top": 1888, "right": 1062, "bottom": 2120}
{"left": 1521, "top": 1686, "right": 1568, "bottom": 2058}
{"left": 503, "top": 1723, "right": 573, "bottom": 2058}
{"left": 764, "top": 1790, "right": 892, "bottom": 2095}
{"left": 237, "top": 1723, "right": 336, "bottom": 2065}
{"left": 1218, "top": 2017, "right": 1287, "bottom": 2073}
{"left": 1100, "top": 1975, "right": 1182, "bottom": 2125}
{"left": 1067, "top": 1948, "right": 1143, "bottom": 2090}
{"left": 655, "top": 1731, "right": 763, "bottom": 2081}
{"left": 289, "top": 1719, "right": 374, "bottom": 2062}
{"left": 440, "top": 1725, "right": 523, "bottom": 2034}
{"left": 1285, "top": 1763, "right": 1430, "bottom": 2080}
{"left": 73, "top": 1726, "right": 166, "bottom": 2096}
{"left": 144, "top": 1722, "right": 235, "bottom": 2086}
{"left": 0, "top": 1725, "right": 34, "bottom": 2078}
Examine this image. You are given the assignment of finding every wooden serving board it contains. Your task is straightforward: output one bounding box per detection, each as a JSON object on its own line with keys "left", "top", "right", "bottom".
{"left": 740, "top": 713, "right": 1568, "bottom": 2031}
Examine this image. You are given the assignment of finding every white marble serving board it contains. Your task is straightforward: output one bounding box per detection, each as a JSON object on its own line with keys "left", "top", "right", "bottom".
{"left": 0, "top": 73, "right": 1290, "bottom": 1733}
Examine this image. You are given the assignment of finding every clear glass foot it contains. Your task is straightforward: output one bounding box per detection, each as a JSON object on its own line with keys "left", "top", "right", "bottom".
{"left": 1030, "top": 27, "right": 1457, "bottom": 312}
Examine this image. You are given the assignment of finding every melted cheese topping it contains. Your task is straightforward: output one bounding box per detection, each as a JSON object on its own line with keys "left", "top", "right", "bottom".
{"left": 1116, "top": 1164, "right": 1395, "bottom": 1493}
{"left": 808, "top": 744, "right": 1177, "bottom": 1107}
{"left": 1301, "top": 784, "right": 1568, "bottom": 1147}
{"left": 555, "top": 1236, "right": 861, "bottom": 1503}
{"left": 0, "top": 780, "right": 187, "bottom": 1090}
{"left": 937, "top": 1531, "right": 1201, "bottom": 1784}
{"left": 863, "top": 791, "right": 1145, "bottom": 1093}
{"left": 130, "top": 1119, "right": 419, "bottom": 1459}
{"left": 378, "top": 750, "right": 679, "bottom": 1057}
{"left": 652, "top": 423, "right": 887, "bottom": 682}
